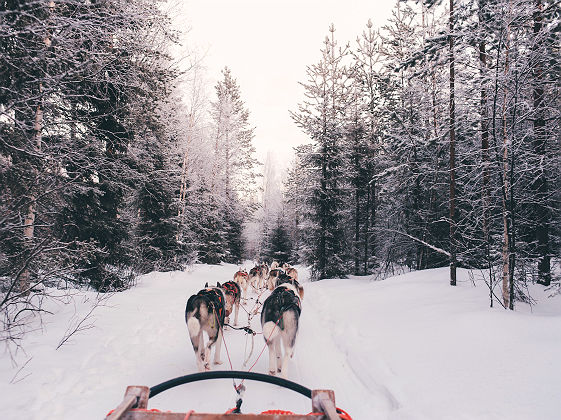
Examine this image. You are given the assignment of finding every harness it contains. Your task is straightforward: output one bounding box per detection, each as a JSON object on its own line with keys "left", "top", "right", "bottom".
{"left": 198, "top": 288, "right": 225, "bottom": 324}
{"left": 222, "top": 281, "right": 239, "bottom": 299}
{"left": 276, "top": 285, "right": 302, "bottom": 320}
{"left": 275, "top": 276, "right": 300, "bottom": 290}
{"left": 236, "top": 271, "right": 248, "bottom": 278}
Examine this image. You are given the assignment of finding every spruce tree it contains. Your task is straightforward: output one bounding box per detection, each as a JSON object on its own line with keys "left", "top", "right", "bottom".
{"left": 209, "top": 67, "right": 259, "bottom": 263}
{"left": 291, "top": 25, "right": 350, "bottom": 280}
{"left": 265, "top": 220, "right": 293, "bottom": 265}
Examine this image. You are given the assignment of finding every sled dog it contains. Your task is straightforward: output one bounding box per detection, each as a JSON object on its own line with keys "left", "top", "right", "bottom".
{"left": 233, "top": 269, "right": 249, "bottom": 301}
{"left": 259, "top": 262, "right": 269, "bottom": 288}
{"left": 285, "top": 267, "right": 298, "bottom": 282}
{"left": 275, "top": 273, "right": 304, "bottom": 300}
{"left": 185, "top": 285, "right": 226, "bottom": 372}
{"left": 248, "top": 266, "right": 261, "bottom": 291}
{"left": 221, "top": 280, "right": 241, "bottom": 326}
{"left": 261, "top": 282, "right": 303, "bottom": 379}
{"left": 267, "top": 268, "right": 284, "bottom": 291}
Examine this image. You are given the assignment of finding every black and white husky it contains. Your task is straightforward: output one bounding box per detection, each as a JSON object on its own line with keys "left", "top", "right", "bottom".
{"left": 185, "top": 285, "right": 226, "bottom": 371}
{"left": 275, "top": 273, "right": 305, "bottom": 300}
{"left": 260, "top": 282, "right": 304, "bottom": 379}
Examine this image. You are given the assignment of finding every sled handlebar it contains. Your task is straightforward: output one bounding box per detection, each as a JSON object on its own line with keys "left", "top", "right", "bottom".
{"left": 149, "top": 370, "right": 312, "bottom": 399}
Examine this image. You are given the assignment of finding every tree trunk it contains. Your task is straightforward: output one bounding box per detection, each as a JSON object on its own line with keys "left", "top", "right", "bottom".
{"left": 479, "top": 1, "right": 492, "bottom": 306}
{"left": 501, "top": 11, "right": 512, "bottom": 309}
{"left": 19, "top": 1, "right": 57, "bottom": 293}
{"left": 532, "top": 0, "right": 551, "bottom": 286}
{"left": 354, "top": 180, "right": 360, "bottom": 275}
{"left": 319, "top": 149, "right": 327, "bottom": 279}
{"left": 370, "top": 180, "right": 377, "bottom": 271}
{"left": 449, "top": 0, "right": 457, "bottom": 286}
{"left": 363, "top": 182, "right": 371, "bottom": 275}
{"left": 19, "top": 86, "right": 44, "bottom": 294}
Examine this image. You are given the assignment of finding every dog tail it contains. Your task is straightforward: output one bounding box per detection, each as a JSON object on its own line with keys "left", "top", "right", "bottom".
{"left": 262, "top": 321, "right": 280, "bottom": 344}
{"left": 187, "top": 299, "right": 208, "bottom": 338}
{"left": 187, "top": 316, "right": 200, "bottom": 338}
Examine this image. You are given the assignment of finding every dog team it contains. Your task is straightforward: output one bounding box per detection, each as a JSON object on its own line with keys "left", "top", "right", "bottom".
{"left": 185, "top": 261, "right": 303, "bottom": 379}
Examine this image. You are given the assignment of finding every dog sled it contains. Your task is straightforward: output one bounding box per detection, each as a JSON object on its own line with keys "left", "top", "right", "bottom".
{"left": 105, "top": 370, "right": 352, "bottom": 420}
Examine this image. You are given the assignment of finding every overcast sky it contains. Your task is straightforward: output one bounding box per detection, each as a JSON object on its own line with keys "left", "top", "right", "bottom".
{"left": 176, "top": 0, "right": 396, "bottom": 165}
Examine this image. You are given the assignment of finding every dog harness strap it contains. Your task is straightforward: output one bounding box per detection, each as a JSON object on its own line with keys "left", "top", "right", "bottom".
{"left": 279, "top": 287, "right": 302, "bottom": 315}
{"left": 223, "top": 282, "right": 238, "bottom": 297}
{"left": 199, "top": 288, "right": 225, "bottom": 322}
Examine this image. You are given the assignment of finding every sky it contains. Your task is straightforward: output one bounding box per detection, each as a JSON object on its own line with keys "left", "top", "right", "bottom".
{"left": 174, "top": 0, "right": 397, "bottom": 166}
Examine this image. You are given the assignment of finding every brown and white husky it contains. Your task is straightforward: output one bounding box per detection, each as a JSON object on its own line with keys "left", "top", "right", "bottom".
{"left": 233, "top": 268, "right": 249, "bottom": 301}
{"left": 221, "top": 280, "right": 241, "bottom": 326}
{"left": 248, "top": 266, "right": 262, "bottom": 291}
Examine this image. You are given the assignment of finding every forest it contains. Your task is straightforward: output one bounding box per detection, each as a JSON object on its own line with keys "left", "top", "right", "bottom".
{"left": 286, "top": 0, "right": 561, "bottom": 311}
{"left": 1, "top": 0, "right": 560, "bottom": 349}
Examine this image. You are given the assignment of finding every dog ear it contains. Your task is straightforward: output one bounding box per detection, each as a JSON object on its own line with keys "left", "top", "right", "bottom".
{"left": 216, "top": 282, "right": 221, "bottom": 288}
{"left": 204, "top": 282, "right": 208, "bottom": 288}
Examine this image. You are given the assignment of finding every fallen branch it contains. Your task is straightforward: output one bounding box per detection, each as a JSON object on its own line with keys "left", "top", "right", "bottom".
{"left": 56, "top": 293, "right": 111, "bottom": 350}
{"left": 373, "top": 227, "right": 451, "bottom": 257}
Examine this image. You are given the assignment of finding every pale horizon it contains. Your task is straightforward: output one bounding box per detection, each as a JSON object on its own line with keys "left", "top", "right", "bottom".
{"left": 175, "top": 0, "right": 396, "bottom": 167}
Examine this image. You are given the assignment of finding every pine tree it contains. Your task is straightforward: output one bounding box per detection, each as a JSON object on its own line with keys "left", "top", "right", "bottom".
{"left": 209, "top": 67, "right": 259, "bottom": 263}
{"left": 348, "top": 19, "right": 386, "bottom": 274}
{"left": 264, "top": 219, "right": 293, "bottom": 264}
{"left": 377, "top": 2, "right": 449, "bottom": 272}
{"left": 135, "top": 134, "right": 184, "bottom": 274}
{"left": 291, "top": 25, "right": 350, "bottom": 280}
{"left": 1, "top": 0, "right": 180, "bottom": 295}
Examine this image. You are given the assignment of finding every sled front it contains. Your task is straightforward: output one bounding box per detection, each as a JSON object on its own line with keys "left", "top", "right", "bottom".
{"left": 106, "top": 386, "right": 341, "bottom": 420}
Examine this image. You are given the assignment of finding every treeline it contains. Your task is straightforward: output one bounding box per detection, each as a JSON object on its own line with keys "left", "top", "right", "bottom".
{"left": 0, "top": 1, "right": 258, "bottom": 342}
{"left": 286, "top": 0, "right": 560, "bottom": 307}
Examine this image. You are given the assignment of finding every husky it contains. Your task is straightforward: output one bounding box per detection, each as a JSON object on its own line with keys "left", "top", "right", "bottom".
{"left": 270, "top": 260, "right": 279, "bottom": 270}
{"left": 259, "top": 262, "right": 269, "bottom": 288}
{"left": 185, "top": 285, "right": 226, "bottom": 372}
{"left": 261, "top": 282, "right": 303, "bottom": 379}
{"left": 221, "top": 280, "right": 241, "bottom": 326}
{"left": 285, "top": 266, "right": 298, "bottom": 282}
{"left": 248, "top": 266, "right": 261, "bottom": 291}
{"left": 234, "top": 269, "right": 249, "bottom": 301}
{"left": 267, "top": 268, "right": 285, "bottom": 291}
{"left": 275, "top": 273, "right": 305, "bottom": 300}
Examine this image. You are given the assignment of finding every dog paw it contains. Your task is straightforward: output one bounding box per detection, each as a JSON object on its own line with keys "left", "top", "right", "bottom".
{"left": 204, "top": 363, "right": 211, "bottom": 371}
{"left": 268, "top": 370, "right": 276, "bottom": 376}
{"left": 214, "top": 360, "right": 223, "bottom": 365}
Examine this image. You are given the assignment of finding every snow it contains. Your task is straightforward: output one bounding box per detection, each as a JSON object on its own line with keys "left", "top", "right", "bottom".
{"left": 1, "top": 264, "right": 560, "bottom": 420}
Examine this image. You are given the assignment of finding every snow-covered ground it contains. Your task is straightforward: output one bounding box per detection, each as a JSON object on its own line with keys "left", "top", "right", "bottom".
{"left": 1, "top": 264, "right": 560, "bottom": 420}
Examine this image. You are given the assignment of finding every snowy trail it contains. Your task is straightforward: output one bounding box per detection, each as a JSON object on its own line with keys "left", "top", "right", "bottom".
{"left": 0, "top": 263, "right": 386, "bottom": 419}
{"left": 294, "top": 284, "right": 399, "bottom": 419}
{"left": 119, "top": 263, "right": 386, "bottom": 417}
{"left": 2, "top": 263, "right": 561, "bottom": 420}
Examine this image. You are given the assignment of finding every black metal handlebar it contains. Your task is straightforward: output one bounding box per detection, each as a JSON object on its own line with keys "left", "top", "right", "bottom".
{"left": 149, "top": 370, "right": 312, "bottom": 399}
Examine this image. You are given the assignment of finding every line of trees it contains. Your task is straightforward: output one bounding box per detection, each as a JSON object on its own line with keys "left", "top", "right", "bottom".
{"left": 287, "top": 0, "right": 560, "bottom": 308}
{"left": 0, "top": 1, "right": 259, "bottom": 345}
